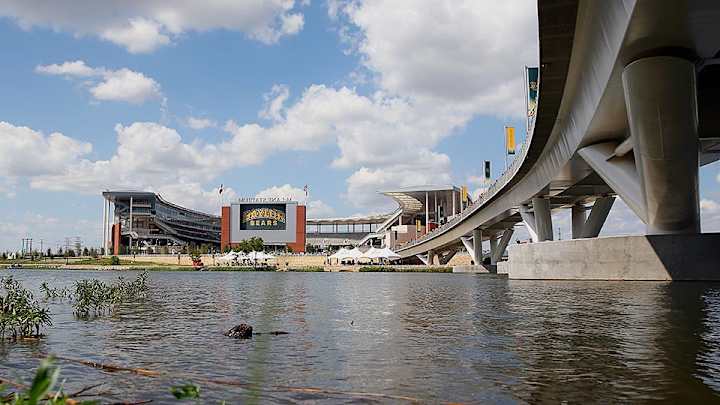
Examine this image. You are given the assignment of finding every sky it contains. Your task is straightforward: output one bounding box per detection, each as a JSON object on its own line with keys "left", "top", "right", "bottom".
{"left": 0, "top": 0, "right": 718, "bottom": 252}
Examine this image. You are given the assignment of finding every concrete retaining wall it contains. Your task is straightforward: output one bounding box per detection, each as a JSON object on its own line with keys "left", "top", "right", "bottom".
{"left": 118, "top": 254, "right": 326, "bottom": 268}
{"left": 506, "top": 233, "right": 720, "bottom": 280}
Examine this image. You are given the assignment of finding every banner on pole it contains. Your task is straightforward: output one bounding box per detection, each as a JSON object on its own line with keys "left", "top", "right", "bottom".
{"left": 484, "top": 161, "right": 491, "bottom": 180}
{"left": 505, "top": 126, "right": 516, "bottom": 155}
{"left": 526, "top": 66, "right": 539, "bottom": 131}
{"left": 461, "top": 186, "right": 468, "bottom": 204}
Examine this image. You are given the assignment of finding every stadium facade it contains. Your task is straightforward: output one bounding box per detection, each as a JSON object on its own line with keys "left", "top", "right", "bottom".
{"left": 102, "top": 185, "right": 469, "bottom": 255}
{"left": 101, "top": 191, "right": 221, "bottom": 255}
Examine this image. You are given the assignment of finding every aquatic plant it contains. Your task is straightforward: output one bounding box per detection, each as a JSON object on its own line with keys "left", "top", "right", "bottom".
{"left": 73, "top": 272, "right": 149, "bottom": 318}
{"left": 170, "top": 384, "right": 201, "bottom": 400}
{"left": 0, "top": 357, "right": 99, "bottom": 404}
{"left": 0, "top": 277, "right": 52, "bottom": 340}
{"left": 39, "top": 283, "right": 71, "bottom": 300}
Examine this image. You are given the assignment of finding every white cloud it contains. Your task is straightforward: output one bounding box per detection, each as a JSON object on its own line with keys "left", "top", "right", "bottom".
{"left": 255, "top": 184, "right": 336, "bottom": 218}
{"left": 89, "top": 68, "right": 162, "bottom": 104}
{"left": 35, "top": 60, "right": 95, "bottom": 76}
{"left": 345, "top": 155, "right": 452, "bottom": 210}
{"left": 333, "top": 0, "right": 538, "bottom": 118}
{"left": 0, "top": 122, "right": 92, "bottom": 177}
{"left": 36, "top": 61, "right": 162, "bottom": 104}
{"left": 100, "top": 17, "right": 171, "bottom": 54}
{"left": 0, "top": 1, "right": 306, "bottom": 53}
{"left": 187, "top": 117, "right": 217, "bottom": 130}
{"left": 259, "top": 84, "right": 290, "bottom": 122}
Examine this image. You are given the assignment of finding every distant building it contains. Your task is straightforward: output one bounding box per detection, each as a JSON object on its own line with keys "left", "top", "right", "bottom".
{"left": 305, "top": 214, "right": 392, "bottom": 250}
{"left": 102, "top": 191, "right": 221, "bottom": 255}
{"left": 220, "top": 198, "right": 306, "bottom": 253}
{"left": 363, "top": 185, "right": 469, "bottom": 250}
{"left": 101, "top": 185, "right": 467, "bottom": 255}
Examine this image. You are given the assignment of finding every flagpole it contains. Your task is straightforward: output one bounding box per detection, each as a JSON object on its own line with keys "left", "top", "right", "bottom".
{"left": 504, "top": 126, "right": 508, "bottom": 171}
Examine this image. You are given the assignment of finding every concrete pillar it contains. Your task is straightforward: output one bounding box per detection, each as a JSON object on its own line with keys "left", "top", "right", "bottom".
{"left": 472, "top": 228, "right": 482, "bottom": 265}
{"left": 452, "top": 190, "right": 456, "bottom": 216}
{"left": 571, "top": 204, "right": 586, "bottom": 239}
{"left": 582, "top": 197, "right": 615, "bottom": 238}
{"left": 492, "top": 229, "right": 514, "bottom": 263}
{"left": 532, "top": 197, "right": 553, "bottom": 241}
{"left": 489, "top": 234, "right": 499, "bottom": 265}
{"left": 519, "top": 205, "right": 539, "bottom": 243}
{"left": 102, "top": 198, "right": 107, "bottom": 255}
{"left": 623, "top": 56, "right": 700, "bottom": 234}
{"left": 425, "top": 192, "right": 429, "bottom": 234}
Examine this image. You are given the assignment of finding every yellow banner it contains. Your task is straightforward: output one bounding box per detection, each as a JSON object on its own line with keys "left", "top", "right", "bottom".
{"left": 461, "top": 186, "right": 468, "bottom": 203}
{"left": 416, "top": 219, "right": 422, "bottom": 232}
{"left": 506, "top": 126, "right": 516, "bottom": 155}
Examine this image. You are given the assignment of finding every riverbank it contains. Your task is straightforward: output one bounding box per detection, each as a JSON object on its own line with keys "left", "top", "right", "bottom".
{"left": 0, "top": 263, "right": 460, "bottom": 273}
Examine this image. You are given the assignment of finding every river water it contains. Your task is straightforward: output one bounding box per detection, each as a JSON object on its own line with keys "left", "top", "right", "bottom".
{"left": 1, "top": 269, "right": 720, "bottom": 404}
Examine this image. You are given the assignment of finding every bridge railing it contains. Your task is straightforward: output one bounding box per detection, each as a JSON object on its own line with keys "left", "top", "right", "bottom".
{"left": 396, "top": 132, "right": 532, "bottom": 252}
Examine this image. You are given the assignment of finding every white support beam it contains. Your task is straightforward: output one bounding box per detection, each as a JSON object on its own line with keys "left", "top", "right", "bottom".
{"left": 571, "top": 204, "right": 586, "bottom": 239}
{"left": 582, "top": 197, "right": 615, "bottom": 238}
{"left": 532, "top": 197, "right": 553, "bottom": 242}
{"left": 519, "top": 205, "right": 539, "bottom": 243}
{"left": 416, "top": 254, "right": 430, "bottom": 266}
{"left": 491, "top": 229, "right": 514, "bottom": 263}
{"left": 102, "top": 198, "right": 107, "bottom": 256}
{"left": 461, "top": 236, "right": 475, "bottom": 259}
{"left": 578, "top": 141, "right": 647, "bottom": 222}
{"left": 472, "top": 228, "right": 482, "bottom": 265}
{"left": 489, "top": 234, "right": 499, "bottom": 265}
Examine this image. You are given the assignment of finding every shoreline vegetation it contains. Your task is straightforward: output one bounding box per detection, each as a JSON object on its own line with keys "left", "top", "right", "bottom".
{"left": 1, "top": 257, "right": 455, "bottom": 273}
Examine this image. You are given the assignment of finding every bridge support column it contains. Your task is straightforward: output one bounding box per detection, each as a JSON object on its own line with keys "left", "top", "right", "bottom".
{"left": 532, "top": 197, "right": 553, "bottom": 241}
{"left": 489, "top": 234, "right": 498, "bottom": 265}
{"left": 519, "top": 205, "right": 539, "bottom": 243}
{"left": 571, "top": 204, "right": 585, "bottom": 239}
{"left": 623, "top": 56, "right": 700, "bottom": 234}
{"left": 490, "top": 229, "right": 514, "bottom": 264}
{"left": 472, "top": 228, "right": 482, "bottom": 265}
{"left": 582, "top": 197, "right": 615, "bottom": 238}
{"left": 571, "top": 197, "right": 615, "bottom": 239}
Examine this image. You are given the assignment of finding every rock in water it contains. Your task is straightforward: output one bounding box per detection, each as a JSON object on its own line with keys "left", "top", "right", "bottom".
{"left": 225, "top": 323, "right": 253, "bottom": 339}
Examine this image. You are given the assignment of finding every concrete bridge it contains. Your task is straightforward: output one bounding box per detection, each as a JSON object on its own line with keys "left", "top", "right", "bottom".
{"left": 396, "top": 0, "right": 720, "bottom": 280}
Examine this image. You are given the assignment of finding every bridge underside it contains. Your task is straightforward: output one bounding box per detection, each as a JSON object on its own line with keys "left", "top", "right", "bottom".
{"left": 395, "top": 0, "right": 720, "bottom": 280}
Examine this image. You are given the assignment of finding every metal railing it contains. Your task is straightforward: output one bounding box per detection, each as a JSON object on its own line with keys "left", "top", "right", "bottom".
{"left": 396, "top": 134, "right": 533, "bottom": 252}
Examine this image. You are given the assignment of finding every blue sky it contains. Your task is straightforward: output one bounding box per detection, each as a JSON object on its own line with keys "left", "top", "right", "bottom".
{"left": 0, "top": 0, "right": 718, "bottom": 252}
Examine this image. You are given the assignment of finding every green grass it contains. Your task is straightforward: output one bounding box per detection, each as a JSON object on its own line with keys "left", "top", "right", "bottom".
{"left": 358, "top": 266, "right": 452, "bottom": 273}
{"left": 71, "top": 257, "right": 166, "bottom": 266}
{"left": 287, "top": 266, "right": 325, "bottom": 272}
{"left": 210, "top": 266, "right": 278, "bottom": 272}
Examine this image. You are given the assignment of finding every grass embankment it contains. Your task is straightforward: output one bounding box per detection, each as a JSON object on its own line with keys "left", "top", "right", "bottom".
{"left": 72, "top": 257, "right": 165, "bottom": 266}
{"left": 209, "top": 266, "right": 278, "bottom": 272}
{"left": 359, "top": 266, "right": 452, "bottom": 273}
{"left": 287, "top": 266, "right": 325, "bottom": 272}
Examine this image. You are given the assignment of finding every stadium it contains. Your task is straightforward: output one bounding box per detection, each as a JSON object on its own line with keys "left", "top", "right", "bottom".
{"left": 101, "top": 185, "right": 471, "bottom": 256}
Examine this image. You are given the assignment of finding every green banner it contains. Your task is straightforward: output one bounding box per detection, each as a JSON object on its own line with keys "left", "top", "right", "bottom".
{"left": 526, "top": 67, "right": 539, "bottom": 130}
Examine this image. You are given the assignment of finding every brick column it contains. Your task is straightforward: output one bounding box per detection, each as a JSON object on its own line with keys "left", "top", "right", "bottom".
{"left": 221, "top": 206, "right": 231, "bottom": 251}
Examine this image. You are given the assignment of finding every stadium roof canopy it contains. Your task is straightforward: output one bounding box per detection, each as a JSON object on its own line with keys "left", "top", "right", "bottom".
{"left": 379, "top": 185, "right": 461, "bottom": 214}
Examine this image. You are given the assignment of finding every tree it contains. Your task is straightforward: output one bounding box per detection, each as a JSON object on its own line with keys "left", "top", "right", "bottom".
{"left": 46, "top": 248, "right": 52, "bottom": 258}
{"left": 82, "top": 247, "right": 89, "bottom": 257}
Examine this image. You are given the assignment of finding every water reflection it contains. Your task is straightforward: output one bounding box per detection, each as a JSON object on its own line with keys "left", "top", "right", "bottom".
{"left": 0, "top": 270, "right": 718, "bottom": 403}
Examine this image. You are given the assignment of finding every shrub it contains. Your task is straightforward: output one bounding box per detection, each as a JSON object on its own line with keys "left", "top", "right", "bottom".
{"left": 110, "top": 256, "right": 120, "bottom": 266}
{"left": 287, "top": 266, "right": 325, "bottom": 272}
{"left": 0, "top": 277, "right": 52, "bottom": 339}
{"left": 358, "top": 266, "right": 452, "bottom": 273}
